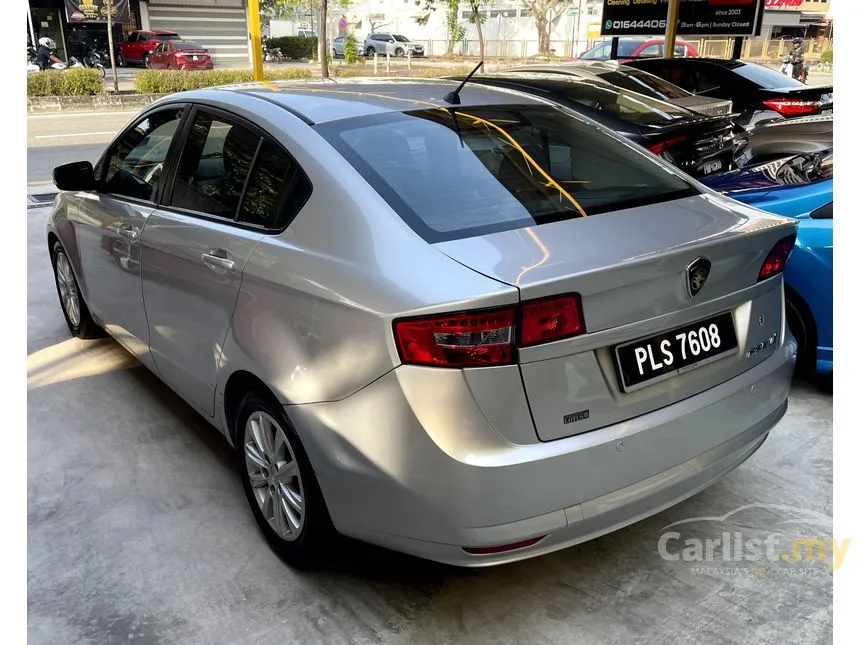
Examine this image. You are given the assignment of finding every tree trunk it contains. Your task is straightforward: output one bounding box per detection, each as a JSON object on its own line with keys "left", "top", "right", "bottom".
{"left": 106, "top": 0, "right": 118, "bottom": 93}
{"left": 320, "top": 0, "right": 329, "bottom": 78}
{"left": 474, "top": 10, "right": 485, "bottom": 61}
{"left": 536, "top": 16, "right": 550, "bottom": 55}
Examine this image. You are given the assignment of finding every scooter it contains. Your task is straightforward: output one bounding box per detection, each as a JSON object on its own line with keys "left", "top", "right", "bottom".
{"left": 780, "top": 55, "right": 809, "bottom": 84}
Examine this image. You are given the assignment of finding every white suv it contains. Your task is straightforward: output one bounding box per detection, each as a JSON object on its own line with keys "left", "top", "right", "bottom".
{"left": 363, "top": 33, "right": 424, "bottom": 57}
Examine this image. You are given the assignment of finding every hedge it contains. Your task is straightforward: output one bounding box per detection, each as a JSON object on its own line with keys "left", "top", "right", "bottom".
{"left": 266, "top": 36, "right": 318, "bottom": 60}
{"left": 27, "top": 68, "right": 103, "bottom": 96}
{"left": 134, "top": 68, "right": 314, "bottom": 94}
{"left": 821, "top": 50, "right": 833, "bottom": 64}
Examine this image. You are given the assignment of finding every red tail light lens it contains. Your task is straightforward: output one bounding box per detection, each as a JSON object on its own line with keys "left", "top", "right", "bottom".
{"left": 463, "top": 536, "right": 546, "bottom": 555}
{"left": 763, "top": 99, "right": 819, "bottom": 117}
{"left": 758, "top": 234, "right": 796, "bottom": 281}
{"left": 394, "top": 294, "right": 586, "bottom": 367}
{"left": 648, "top": 135, "right": 687, "bottom": 155}
{"left": 394, "top": 307, "right": 516, "bottom": 367}
{"left": 519, "top": 294, "right": 585, "bottom": 347}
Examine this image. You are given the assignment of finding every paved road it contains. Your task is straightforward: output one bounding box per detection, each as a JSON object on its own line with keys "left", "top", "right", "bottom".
{"left": 27, "top": 196, "right": 833, "bottom": 645}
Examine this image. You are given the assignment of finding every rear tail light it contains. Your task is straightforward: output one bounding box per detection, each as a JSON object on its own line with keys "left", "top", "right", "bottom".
{"left": 763, "top": 98, "right": 820, "bottom": 117}
{"left": 519, "top": 294, "right": 585, "bottom": 347}
{"left": 462, "top": 536, "right": 546, "bottom": 555}
{"left": 758, "top": 234, "right": 797, "bottom": 281}
{"left": 394, "top": 307, "right": 516, "bottom": 367}
{"left": 393, "top": 294, "right": 585, "bottom": 368}
{"left": 647, "top": 135, "right": 687, "bottom": 155}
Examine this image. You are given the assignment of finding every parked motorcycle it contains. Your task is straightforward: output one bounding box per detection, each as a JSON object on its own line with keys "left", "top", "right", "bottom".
{"left": 80, "top": 47, "right": 108, "bottom": 79}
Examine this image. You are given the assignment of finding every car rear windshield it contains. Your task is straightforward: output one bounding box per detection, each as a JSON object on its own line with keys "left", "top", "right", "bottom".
{"left": 174, "top": 42, "right": 204, "bottom": 50}
{"left": 316, "top": 106, "right": 697, "bottom": 242}
{"left": 730, "top": 62, "right": 804, "bottom": 88}
{"left": 598, "top": 68, "right": 691, "bottom": 100}
{"left": 553, "top": 81, "right": 692, "bottom": 126}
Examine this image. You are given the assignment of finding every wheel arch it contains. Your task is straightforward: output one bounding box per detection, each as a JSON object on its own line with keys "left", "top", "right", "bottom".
{"left": 223, "top": 369, "right": 284, "bottom": 447}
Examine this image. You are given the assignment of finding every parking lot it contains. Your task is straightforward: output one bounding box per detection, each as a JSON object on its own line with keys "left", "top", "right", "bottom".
{"left": 26, "top": 196, "right": 832, "bottom": 644}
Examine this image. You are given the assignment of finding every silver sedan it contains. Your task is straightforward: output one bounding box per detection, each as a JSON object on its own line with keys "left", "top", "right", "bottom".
{"left": 47, "top": 78, "right": 797, "bottom": 567}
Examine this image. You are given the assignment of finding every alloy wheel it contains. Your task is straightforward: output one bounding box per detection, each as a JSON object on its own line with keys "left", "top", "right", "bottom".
{"left": 55, "top": 252, "right": 81, "bottom": 328}
{"left": 244, "top": 410, "right": 305, "bottom": 541}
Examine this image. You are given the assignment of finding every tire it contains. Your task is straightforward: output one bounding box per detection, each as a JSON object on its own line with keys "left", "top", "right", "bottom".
{"left": 235, "top": 392, "right": 335, "bottom": 567}
{"left": 394, "top": 47, "right": 404, "bottom": 57}
{"left": 143, "top": 53, "right": 152, "bottom": 69}
{"left": 785, "top": 288, "right": 817, "bottom": 375}
{"left": 116, "top": 52, "right": 125, "bottom": 67}
{"left": 51, "top": 241, "right": 103, "bottom": 340}
{"left": 365, "top": 46, "right": 375, "bottom": 56}
{"left": 332, "top": 49, "right": 338, "bottom": 59}
{"left": 97, "top": 64, "right": 106, "bottom": 79}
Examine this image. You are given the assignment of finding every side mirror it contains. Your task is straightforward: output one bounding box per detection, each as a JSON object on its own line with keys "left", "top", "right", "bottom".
{"left": 53, "top": 161, "right": 95, "bottom": 192}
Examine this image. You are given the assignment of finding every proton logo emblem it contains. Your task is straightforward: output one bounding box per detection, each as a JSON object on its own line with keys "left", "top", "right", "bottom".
{"left": 686, "top": 257, "right": 711, "bottom": 297}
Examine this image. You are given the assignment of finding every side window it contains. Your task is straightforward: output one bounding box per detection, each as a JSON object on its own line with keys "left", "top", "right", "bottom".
{"left": 169, "top": 111, "right": 259, "bottom": 219}
{"left": 583, "top": 43, "right": 608, "bottom": 60}
{"left": 100, "top": 108, "right": 184, "bottom": 202}
{"left": 237, "top": 140, "right": 312, "bottom": 228}
{"left": 638, "top": 44, "right": 661, "bottom": 58}
{"left": 674, "top": 44, "right": 688, "bottom": 58}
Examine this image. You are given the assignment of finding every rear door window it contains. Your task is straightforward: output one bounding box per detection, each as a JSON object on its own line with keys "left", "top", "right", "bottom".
{"left": 169, "top": 110, "right": 259, "bottom": 219}
{"left": 317, "top": 106, "right": 696, "bottom": 242}
{"left": 236, "top": 140, "right": 312, "bottom": 229}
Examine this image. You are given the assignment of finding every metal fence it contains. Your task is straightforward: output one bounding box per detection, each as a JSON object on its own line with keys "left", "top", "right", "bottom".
{"left": 409, "top": 37, "right": 833, "bottom": 63}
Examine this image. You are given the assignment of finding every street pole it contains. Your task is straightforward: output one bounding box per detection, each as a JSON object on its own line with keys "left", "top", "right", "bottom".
{"left": 664, "top": 0, "right": 681, "bottom": 59}
{"left": 27, "top": 4, "right": 37, "bottom": 49}
{"left": 106, "top": 0, "right": 119, "bottom": 93}
{"left": 248, "top": 0, "right": 264, "bottom": 81}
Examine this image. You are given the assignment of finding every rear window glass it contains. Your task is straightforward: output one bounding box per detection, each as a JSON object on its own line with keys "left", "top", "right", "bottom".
{"left": 317, "top": 106, "right": 697, "bottom": 242}
{"left": 555, "top": 81, "right": 692, "bottom": 126}
{"left": 599, "top": 68, "right": 691, "bottom": 100}
{"left": 174, "top": 42, "right": 204, "bottom": 50}
{"left": 731, "top": 62, "right": 804, "bottom": 88}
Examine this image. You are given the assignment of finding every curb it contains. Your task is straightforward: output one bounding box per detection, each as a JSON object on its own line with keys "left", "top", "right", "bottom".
{"left": 28, "top": 93, "right": 168, "bottom": 114}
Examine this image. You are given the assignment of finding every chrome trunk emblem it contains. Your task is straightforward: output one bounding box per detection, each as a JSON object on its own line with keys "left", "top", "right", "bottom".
{"left": 687, "top": 257, "right": 711, "bottom": 297}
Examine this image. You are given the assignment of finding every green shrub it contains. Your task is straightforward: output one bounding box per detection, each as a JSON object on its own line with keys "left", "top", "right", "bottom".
{"left": 267, "top": 36, "right": 318, "bottom": 60}
{"left": 344, "top": 32, "right": 363, "bottom": 64}
{"left": 821, "top": 50, "right": 833, "bottom": 64}
{"left": 133, "top": 68, "right": 313, "bottom": 94}
{"left": 27, "top": 68, "right": 103, "bottom": 96}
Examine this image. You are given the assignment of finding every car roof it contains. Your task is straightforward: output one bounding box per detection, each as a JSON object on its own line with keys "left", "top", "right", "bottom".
{"left": 139, "top": 29, "right": 178, "bottom": 35}
{"left": 162, "top": 78, "right": 546, "bottom": 125}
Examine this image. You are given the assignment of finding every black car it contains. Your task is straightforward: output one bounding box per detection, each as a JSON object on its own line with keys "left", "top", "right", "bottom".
{"left": 446, "top": 72, "right": 738, "bottom": 178}
{"left": 625, "top": 58, "right": 833, "bottom": 128}
{"left": 507, "top": 62, "right": 734, "bottom": 117}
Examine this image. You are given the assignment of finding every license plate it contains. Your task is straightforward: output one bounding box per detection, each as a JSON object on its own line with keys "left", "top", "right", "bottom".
{"left": 821, "top": 107, "right": 832, "bottom": 115}
{"left": 191, "top": 55, "right": 198, "bottom": 61}
{"left": 701, "top": 159, "right": 723, "bottom": 175}
{"left": 614, "top": 312, "right": 738, "bottom": 392}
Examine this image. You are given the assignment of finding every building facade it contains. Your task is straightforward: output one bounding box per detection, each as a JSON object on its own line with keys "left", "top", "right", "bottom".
{"left": 27, "top": 0, "right": 252, "bottom": 68}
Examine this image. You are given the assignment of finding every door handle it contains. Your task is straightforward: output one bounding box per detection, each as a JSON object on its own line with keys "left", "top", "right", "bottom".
{"left": 201, "top": 250, "right": 235, "bottom": 273}
{"left": 116, "top": 224, "right": 139, "bottom": 241}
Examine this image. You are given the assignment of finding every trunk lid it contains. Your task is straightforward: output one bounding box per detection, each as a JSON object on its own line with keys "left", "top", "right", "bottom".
{"left": 638, "top": 116, "right": 736, "bottom": 177}
{"left": 436, "top": 193, "right": 797, "bottom": 441}
{"left": 671, "top": 95, "right": 733, "bottom": 117}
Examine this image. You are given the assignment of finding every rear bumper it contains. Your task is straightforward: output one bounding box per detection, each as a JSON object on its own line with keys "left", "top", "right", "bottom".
{"left": 290, "top": 337, "right": 796, "bottom": 566}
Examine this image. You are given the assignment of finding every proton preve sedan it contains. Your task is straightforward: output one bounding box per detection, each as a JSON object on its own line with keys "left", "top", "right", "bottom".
{"left": 48, "top": 79, "right": 797, "bottom": 567}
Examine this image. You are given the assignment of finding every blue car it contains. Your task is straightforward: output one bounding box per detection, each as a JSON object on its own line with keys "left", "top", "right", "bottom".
{"left": 702, "top": 155, "right": 833, "bottom": 375}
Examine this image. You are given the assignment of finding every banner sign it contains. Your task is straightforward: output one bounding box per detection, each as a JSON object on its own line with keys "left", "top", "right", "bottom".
{"left": 601, "top": 0, "right": 765, "bottom": 37}
{"left": 65, "top": 0, "right": 131, "bottom": 24}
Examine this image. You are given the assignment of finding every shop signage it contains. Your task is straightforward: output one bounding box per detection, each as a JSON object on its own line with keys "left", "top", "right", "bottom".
{"left": 764, "top": 0, "right": 803, "bottom": 9}
{"left": 65, "top": 0, "right": 130, "bottom": 23}
{"left": 601, "top": 0, "right": 766, "bottom": 37}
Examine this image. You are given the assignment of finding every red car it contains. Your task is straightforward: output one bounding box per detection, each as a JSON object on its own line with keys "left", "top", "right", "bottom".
{"left": 578, "top": 37, "right": 699, "bottom": 63}
{"left": 117, "top": 29, "right": 181, "bottom": 67}
{"left": 146, "top": 40, "right": 213, "bottom": 70}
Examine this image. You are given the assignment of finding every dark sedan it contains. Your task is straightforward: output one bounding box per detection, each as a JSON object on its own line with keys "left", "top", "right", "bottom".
{"left": 446, "top": 71, "right": 738, "bottom": 178}
{"left": 625, "top": 58, "right": 832, "bottom": 128}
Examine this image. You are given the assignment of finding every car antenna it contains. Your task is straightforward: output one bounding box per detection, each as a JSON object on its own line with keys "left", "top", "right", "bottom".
{"left": 443, "top": 60, "right": 484, "bottom": 105}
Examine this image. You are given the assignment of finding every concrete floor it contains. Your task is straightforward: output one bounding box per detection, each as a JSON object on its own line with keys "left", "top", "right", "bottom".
{"left": 27, "top": 204, "right": 833, "bottom": 645}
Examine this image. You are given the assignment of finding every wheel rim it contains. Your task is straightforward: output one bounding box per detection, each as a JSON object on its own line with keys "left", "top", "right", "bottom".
{"left": 244, "top": 411, "right": 305, "bottom": 541}
{"left": 55, "top": 252, "right": 81, "bottom": 327}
